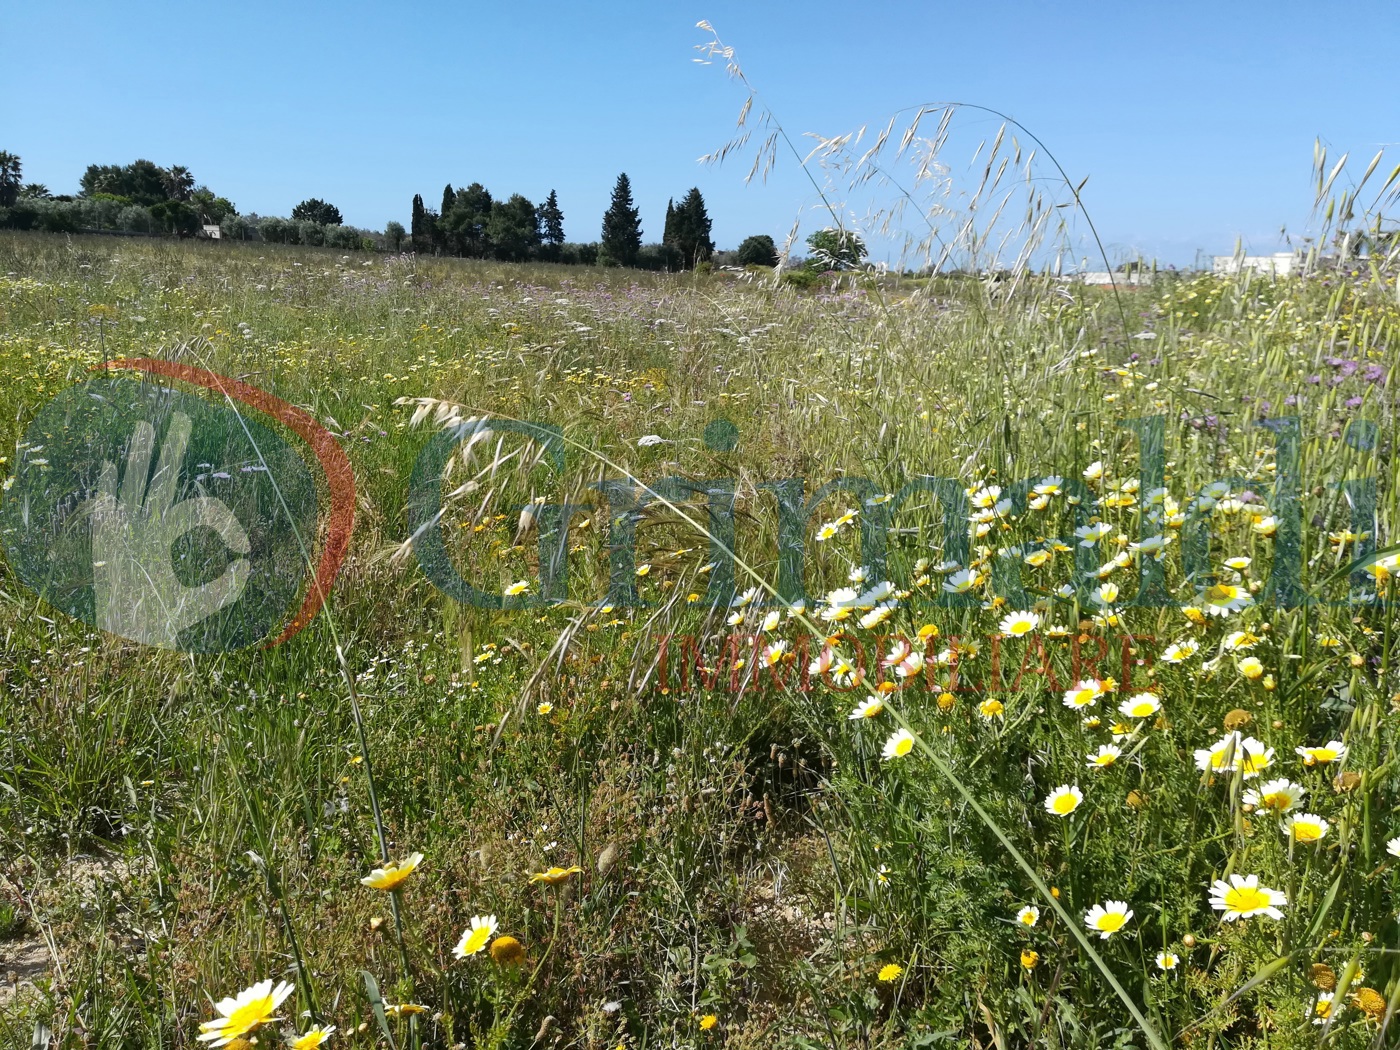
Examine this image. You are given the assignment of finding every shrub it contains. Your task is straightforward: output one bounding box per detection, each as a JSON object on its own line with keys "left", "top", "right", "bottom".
{"left": 737, "top": 234, "right": 779, "bottom": 267}
{"left": 118, "top": 205, "right": 153, "bottom": 234}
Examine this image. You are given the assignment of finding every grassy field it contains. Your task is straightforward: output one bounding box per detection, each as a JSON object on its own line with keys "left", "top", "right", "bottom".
{"left": 1, "top": 231, "right": 1399, "bottom": 1049}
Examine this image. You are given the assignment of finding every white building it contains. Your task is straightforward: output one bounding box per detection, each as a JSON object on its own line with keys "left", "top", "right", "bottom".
{"left": 1211, "top": 251, "right": 1296, "bottom": 276}
{"left": 201, "top": 224, "right": 222, "bottom": 240}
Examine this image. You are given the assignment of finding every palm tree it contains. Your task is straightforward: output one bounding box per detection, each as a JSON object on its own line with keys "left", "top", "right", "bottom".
{"left": 163, "top": 165, "right": 194, "bottom": 202}
{"left": 0, "top": 151, "right": 22, "bottom": 207}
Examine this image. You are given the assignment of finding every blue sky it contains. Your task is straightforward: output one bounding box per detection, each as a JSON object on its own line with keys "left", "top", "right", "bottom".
{"left": 4, "top": 2, "right": 1397, "bottom": 267}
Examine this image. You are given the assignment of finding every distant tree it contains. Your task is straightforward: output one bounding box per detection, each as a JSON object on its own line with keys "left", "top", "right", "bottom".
{"left": 663, "top": 199, "right": 676, "bottom": 246}
{"left": 292, "top": 198, "right": 343, "bottom": 226}
{"left": 488, "top": 194, "right": 541, "bottom": 261}
{"left": 298, "top": 220, "right": 325, "bottom": 247}
{"left": 637, "top": 243, "right": 682, "bottom": 271}
{"left": 669, "top": 187, "right": 714, "bottom": 269}
{"left": 737, "top": 234, "right": 779, "bottom": 267}
{"left": 0, "top": 152, "right": 24, "bottom": 207}
{"left": 219, "top": 213, "right": 251, "bottom": 240}
{"left": 385, "top": 220, "right": 406, "bottom": 252}
{"left": 190, "top": 187, "right": 235, "bottom": 224}
{"left": 440, "top": 184, "right": 456, "bottom": 220}
{"left": 149, "top": 199, "right": 200, "bottom": 237}
{"left": 20, "top": 183, "right": 51, "bottom": 200}
{"left": 537, "top": 189, "right": 565, "bottom": 259}
{"left": 443, "top": 182, "right": 493, "bottom": 257}
{"left": 163, "top": 165, "right": 195, "bottom": 201}
{"left": 80, "top": 160, "right": 168, "bottom": 205}
{"left": 259, "top": 215, "right": 289, "bottom": 244}
{"left": 805, "top": 227, "right": 866, "bottom": 270}
{"left": 119, "top": 205, "right": 154, "bottom": 234}
{"left": 410, "top": 194, "right": 427, "bottom": 251}
{"left": 600, "top": 172, "right": 642, "bottom": 267}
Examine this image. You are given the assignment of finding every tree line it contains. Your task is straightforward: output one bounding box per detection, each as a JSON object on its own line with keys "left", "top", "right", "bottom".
{"left": 412, "top": 172, "right": 747, "bottom": 271}
{"left": 1, "top": 150, "right": 862, "bottom": 272}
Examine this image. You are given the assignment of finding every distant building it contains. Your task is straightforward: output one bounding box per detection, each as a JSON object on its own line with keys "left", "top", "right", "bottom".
{"left": 201, "top": 224, "right": 222, "bottom": 240}
{"left": 1070, "top": 271, "right": 1154, "bottom": 287}
{"left": 1212, "top": 251, "right": 1296, "bottom": 276}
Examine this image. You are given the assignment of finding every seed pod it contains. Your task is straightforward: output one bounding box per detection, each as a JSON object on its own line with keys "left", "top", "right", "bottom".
{"left": 596, "top": 841, "right": 620, "bottom": 876}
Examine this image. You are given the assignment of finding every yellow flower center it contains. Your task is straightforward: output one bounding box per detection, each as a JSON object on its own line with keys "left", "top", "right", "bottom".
{"left": 1224, "top": 886, "right": 1269, "bottom": 913}
{"left": 1094, "top": 912, "right": 1127, "bottom": 933}
{"left": 1292, "top": 821, "right": 1323, "bottom": 842}
{"left": 1052, "top": 793, "right": 1079, "bottom": 814}
{"left": 1205, "top": 583, "right": 1237, "bottom": 603}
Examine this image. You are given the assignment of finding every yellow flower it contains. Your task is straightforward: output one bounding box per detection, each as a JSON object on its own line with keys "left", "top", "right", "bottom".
{"left": 197, "top": 979, "right": 294, "bottom": 1045}
{"left": 383, "top": 1003, "right": 428, "bottom": 1018}
{"left": 1296, "top": 741, "right": 1347, "bottom": 766}
{"left": 291, "top": 1025, "right": 337, "bottom": 1049}
{"left": 878, "top": 963, "right": 903, "bottom": 982}
{"left": 529, "top": 865, "right": 583, "bottom": 885}
{"left": 454, "top": 914, "right": 498, "bottom": 958}
{"left": 849, "top": 696, "right": 885, "bottom": 720}
{"left": 882, "top": 728, "right": 915, "bottom": 760}
{"left": 699, "top": 1014, "right": 719, "bottom": 1031}
{"left": 490, "top": 935, "right": 526, "bottom": 965}
{"left": 1237, "top": 656, "right": 1264, "bottom": 680}
{"left": 1281, "top": 813, "right": 1329, "bottom": 844}
{"left": 1016, "top": 905, "right": 1039, "bottom": 927}
{"left": 978, "top": 698, "right": 1004, "bottom": 719}
{"left": 537, "top": 701, "right": 554, "bottom": 715}
{"left": 1020, "top": 949, "right": 1039, "bottom": 969}
{"left": 1084, "top": 900, "right": 1133, "bottom": 939}
{"left": 361, "top": 852, "right": 424, "bottom": 891}
{"left": 1351, "top": 986, "right": 1386, "bottom": 1021}
{"left": 1044, "top": 785, "right": 1083, "bottom": 817}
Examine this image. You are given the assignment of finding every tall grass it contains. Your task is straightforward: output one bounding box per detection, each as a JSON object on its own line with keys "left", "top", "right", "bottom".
{"left": 0, "top": 213, "right": 1398, "bottom": 1050}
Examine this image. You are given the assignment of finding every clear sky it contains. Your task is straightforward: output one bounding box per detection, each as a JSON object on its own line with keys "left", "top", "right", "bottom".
{"left": 4, "top": 2, "right": 1397, "bottom": 267}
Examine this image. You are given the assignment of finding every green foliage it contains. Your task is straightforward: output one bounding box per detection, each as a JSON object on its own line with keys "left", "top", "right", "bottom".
{"left": 0, "top": 150, "right": 21, "bottom": 207}
{"left": 737, "top": 234, "right": 780, "bottom": 267}
{"left": 664, "top": 187, "right": 714, "bottom": 269}
{"left": 384, "top": 220, "right": 406, "bottom": 252}
{"left": 443, "top": 182, "right": 494, "bottom": 258}
{"left": 806, "top": 227, "right": 867, "bottom": 270}
{"left": 149, "top": 199, "right": 200, "bottom": 237}
{"left": 410, "top": 193, "right": 428, "bottom": 252}
{"left": 600, "top": 172, "right": 642, "bottom": 267}
{"left": 291, "top": 198, "right": 343, "bottom": 226}
{"left": 487, "top": 194, "right": 541, "bottom": 262}
{"left": 537, "top": 189, "right": 565, "bottom": 258}
{"left": 80, "top": 159, "right": 172, "bottom": 206}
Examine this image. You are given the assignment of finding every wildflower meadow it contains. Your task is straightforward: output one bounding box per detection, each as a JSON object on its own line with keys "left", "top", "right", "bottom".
{"left": 2, "top": 131, "right": 1400, "bottom": 1050}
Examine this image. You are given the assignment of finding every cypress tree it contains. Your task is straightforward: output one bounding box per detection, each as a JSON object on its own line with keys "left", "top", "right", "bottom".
{"left": 663, "top": 198, "right": 676, "bottom": 246}
{"left": 441, "top": 184, "right": 456, "bottom": 221}
{"left": 410, "top": 193, "right": 426, "bottom": 252}
{"left": 600, "top": 173, "right": 642, "bottom": 267}
{"left": 674, "top": 187, "right": 714, "bottom": 268}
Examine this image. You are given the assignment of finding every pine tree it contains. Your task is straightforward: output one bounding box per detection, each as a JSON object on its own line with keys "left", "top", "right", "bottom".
{"left": 672, "top": 187, "right": 714, "bottom": 269}
{"left": 440, "top": 184, "right": 456, "bottom": 222}
{"left": 537, "top": 190, "right": 565, "bottom": 249}
{"left": 444, "top": 182, "right": 494, "bottom": 257}
{"left": 600, "top": 173, "right": 642, "bottom": 267}
{"left": 663, "top": 199, "right": 676, "bottom": 246}
{"left": 410, "top": 194, "right": 426, "bottom": 252}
